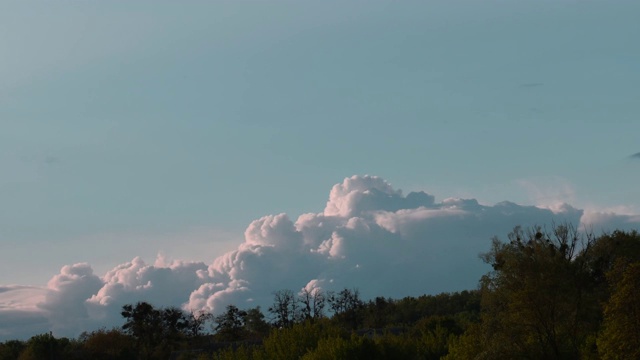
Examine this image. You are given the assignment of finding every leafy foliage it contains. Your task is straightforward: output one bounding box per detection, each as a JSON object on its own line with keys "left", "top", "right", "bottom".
{"left": 78, "top": 328, "right": 136, "bottom": 360}
{"left": 0, "top": 340, "right": 26, "bottom": 360}
{"left": 597, "top": 261, "right": 640, "bottom": 359}
{"left": 15, "top": 333, "right": 75, "bottom": 360}
{"left": 120, "top": 301, "right": 207, "bottom": 359}
{"left": 447, "top": 226, "right": 640, "bottom": 360}
{"left": 2, "top": 226, "right": 639, "bottom": 360}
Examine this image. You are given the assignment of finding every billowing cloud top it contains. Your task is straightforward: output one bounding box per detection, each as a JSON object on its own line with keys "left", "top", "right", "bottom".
{"left": 0, "top": 175, "right": 638, "bottom": 340}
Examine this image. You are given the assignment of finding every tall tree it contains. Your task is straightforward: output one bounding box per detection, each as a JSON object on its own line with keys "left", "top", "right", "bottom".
{"left": 120, "top": 302, "right": 191, "bottom": 359}
{"left": 597, "top": 261, "right": 640, "bottom": 359}
{"left": 243, "top": 306, "right": 270, "bottom": 339}
{"left": 298, "top": 288, "right": 326, "bottom": 323}
{"left": 186, "top": 310, "right": 213, "bottom": 338}
{"left": 121, "top": 301, "right": 163, "bottom": 357}
{"left": 328, "top": 288, "right": 364, "bottom": 329}
{"left": 214, "top": 305, "right": 247, "bottom": 342}
{"left": 268, "top": 290, "right": 298, "bottom": 328}
{"left": 449, "top": 225, "right": 599, "bottom": 359}
{"left": 121, "top": 302, "right": 163, "bottom": 359}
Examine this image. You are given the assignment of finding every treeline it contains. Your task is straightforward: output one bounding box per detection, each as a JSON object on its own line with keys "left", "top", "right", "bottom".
{"left": 0, "top": 289, "right": 479, "bottom": 360}
{"left": 446, "top": 226, "right": 640, "bottom": 360}
{"left": 1, "top": 226, "right": 639, "bottom": 359}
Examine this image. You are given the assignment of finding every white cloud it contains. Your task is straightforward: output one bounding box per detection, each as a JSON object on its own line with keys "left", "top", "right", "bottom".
{"left": 0, "top": 175, "right": 638, "bottom": 340}
{"left": 38, "top": 263, "right": 103, "bottom": 335}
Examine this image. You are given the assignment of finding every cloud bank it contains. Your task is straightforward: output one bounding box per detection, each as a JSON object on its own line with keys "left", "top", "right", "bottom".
{"left": 1, "top": 175, "right": 638, "bottom": 340}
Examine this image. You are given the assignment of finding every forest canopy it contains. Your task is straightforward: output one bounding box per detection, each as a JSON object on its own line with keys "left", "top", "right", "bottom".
{"left": 2, "top": 225, "right": 639, "bottom": 360}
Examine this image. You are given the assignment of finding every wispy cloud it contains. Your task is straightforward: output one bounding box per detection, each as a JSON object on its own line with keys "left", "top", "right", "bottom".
{"left": 516, "top": 176, "right": 577, "bottom": 209}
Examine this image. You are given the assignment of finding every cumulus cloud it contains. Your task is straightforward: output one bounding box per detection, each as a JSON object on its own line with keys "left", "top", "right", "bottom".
{"left": 0, "top": 175, "right": 638, "bottom": 340}
{"left": 38, "top": 263, "right": 103, "bottom": 335}
{"left": 0, "top": 258, "right": 209, "bottom": 340}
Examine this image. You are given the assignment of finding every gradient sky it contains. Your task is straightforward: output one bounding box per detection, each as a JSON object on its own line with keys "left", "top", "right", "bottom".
{"left": 1, "top": 0, "right": 639, "bottom": 286}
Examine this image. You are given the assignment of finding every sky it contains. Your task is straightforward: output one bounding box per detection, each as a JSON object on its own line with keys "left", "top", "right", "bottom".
{"left": 1, "top": 0, "right": 639, "bottom": 340}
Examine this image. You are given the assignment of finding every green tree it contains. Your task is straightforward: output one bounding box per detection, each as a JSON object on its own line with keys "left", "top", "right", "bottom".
{"left": 448, "top": 225, "right": 599, "bottom": 359}
{"left": 362, "top": 297, "right": 392, "bottom": 328}
{"left": 597, "top": 261, "right": 640, "bottom": 359}
{"left": 79, "top": 328, "right": 136, "bottom": 360}
{"left": 0, "top": 340, "right": 26, "bottom": 360}
{"left": 17, "top": 333, "right": 72, "bottom": 360}
{"left": 121, "top": 301, "right": 163, "bottom": 358}
{"left": 121, "top": 302, "right": 191, "bottom": 359}
{"left": 582, "top": 230, "right": 640, "bottom": 301}
{"left": 262, "top": 319, "right": 344, "bottom": 360}
{"left": 302, "top": 334, "right": 379, "bottom": 360}
{"left": 411, "top": 316, "right": 460, "bottom": 359}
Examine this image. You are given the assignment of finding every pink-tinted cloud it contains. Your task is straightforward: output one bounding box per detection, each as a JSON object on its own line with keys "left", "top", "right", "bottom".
{"left": 0, "top": 175, "right": 637, "bottom": 340}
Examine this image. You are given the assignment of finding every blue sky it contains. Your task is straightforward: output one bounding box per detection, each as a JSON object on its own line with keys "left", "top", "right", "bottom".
{"left": 1, "top": 0, "right": 639, "bottom": 292}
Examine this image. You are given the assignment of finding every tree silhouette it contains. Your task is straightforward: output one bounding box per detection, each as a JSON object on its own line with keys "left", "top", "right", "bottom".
{"left": 328, "top": 288, "right": 364, "bottom": 329}
{"left": 213, "top": 305, "right": 247, "bottom": 342}
{"left": 269, "top": 289, "right": 298, "bottom": 328}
